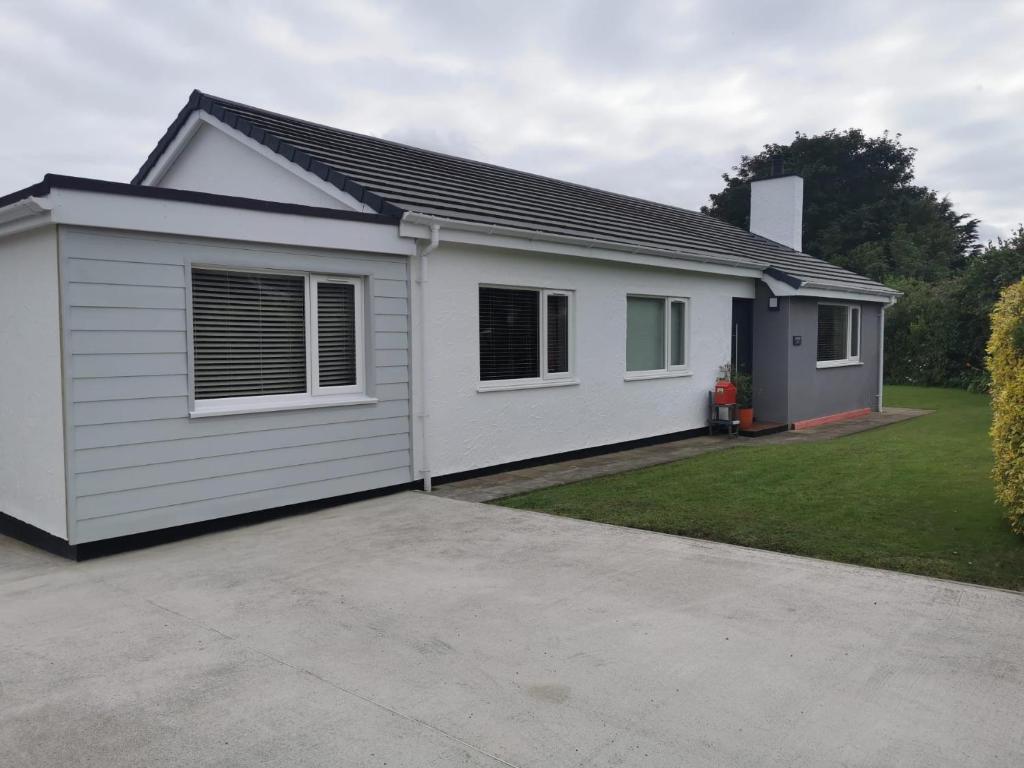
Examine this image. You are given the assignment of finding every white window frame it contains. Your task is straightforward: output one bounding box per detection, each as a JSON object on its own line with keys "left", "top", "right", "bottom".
{"left": 625, "top": 295, "right": 691, "bottom": 380}
{"left": 310, "top": 275, "right": 365, "bottom": 396}
{"left": 188, "top": 265, "right": 373, "bottom": 417}
{"left": 477, "top": 284, "right": 578, "bottom": 392}
{"left": 816, "top": 302, "right": 862, "bottom": 369}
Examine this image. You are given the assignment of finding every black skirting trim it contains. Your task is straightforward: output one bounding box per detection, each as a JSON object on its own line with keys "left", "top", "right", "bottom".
{"left": 1, "top": 481, "right": 421, "bottom": 562}
{"left": 0, "top": 512, "right": 78, "bottom": 559}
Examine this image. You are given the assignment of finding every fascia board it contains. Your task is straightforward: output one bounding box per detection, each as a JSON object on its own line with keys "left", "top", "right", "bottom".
{"left": 761, "top": 273, "right": 899, "bottom": 304}
{"left": 399, "top": 215, "right": 765, "bottom": 280}
{"left": 48, "top": 188, "right": 413, "bottom": 256}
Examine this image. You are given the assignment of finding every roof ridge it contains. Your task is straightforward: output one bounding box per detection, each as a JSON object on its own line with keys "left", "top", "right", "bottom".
{"left": 127, "top": 89, "right": 897, "bottom": 297}
{"left": 194, "top": 90, "right": 789, "bottom": 248}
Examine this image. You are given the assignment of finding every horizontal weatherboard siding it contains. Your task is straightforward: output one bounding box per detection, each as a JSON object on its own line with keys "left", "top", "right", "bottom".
{"left": 76, "top": 466, "right": 412, "bottom": 542}
{"left": 75, "top": 415, "right": 410, "bottom": 472}
{"left": 65, "top": 259, "right": 186, "bottom": 287}
{"left": 73, "top": 399, "right": 410, "bottom": 450}
{"left": 60, "top": 227, "right": 412, "bottom": 543}
{"left": 75, "top": 434, "right": 411, "bottom": 496}
{"left": 75, "top": 450, "right": 412, "bottom": 519}
{"left": 71, "top": 354, "right": 189, "bottom": 378}
{"left": 73, "top": 375, "right": 189, "bottom": 402}
{"left": 69, "top": 307, "right": 186, "bottom": 331}
{"left": 71, "top": 330, "right": 188, "bottom": 354}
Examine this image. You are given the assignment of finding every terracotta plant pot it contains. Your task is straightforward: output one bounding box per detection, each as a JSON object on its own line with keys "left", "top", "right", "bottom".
{"left": 738, "top": 407, "right": 754, "bottom": 430}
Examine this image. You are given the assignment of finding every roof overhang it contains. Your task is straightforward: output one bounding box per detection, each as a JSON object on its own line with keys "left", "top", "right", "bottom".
{"left": 0, "top": 175, "right": 411, "bottom": 256}
{"left": 399, "top": 212, "right": 766, "bottom": 280}
{"left": 0, "top": 194, "right": 53, "bottom": 238}
{"left": 761, "top": 270, "right": 901, "bottom": 305}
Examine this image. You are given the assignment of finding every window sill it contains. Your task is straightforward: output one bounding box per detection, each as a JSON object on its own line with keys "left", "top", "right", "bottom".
{"left": 624, "top": 369, "right": 693, "bottom": 381}
{"left": 816, "top": 360, "right": 863, "bottom": 369}
{"left": 190, "top": 393, "right": 378, "bottom": 418}
{"left": 477, "top": 378, "right": 579, "bottom": 393}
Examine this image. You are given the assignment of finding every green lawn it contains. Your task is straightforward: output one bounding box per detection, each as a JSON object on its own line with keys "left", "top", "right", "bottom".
{"left": 500, "top": 386, "right": 1024, "bottom": 590}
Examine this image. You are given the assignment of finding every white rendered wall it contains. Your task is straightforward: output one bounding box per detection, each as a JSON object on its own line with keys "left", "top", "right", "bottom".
{"left": 423, "top": 245, "right": 754, "bottom": 477}
{"left": 156, "top": 122, "right": 348, "bottom": 209}
{"left": 0, "top": 226, "right": 68, "bottom": 538}
{"left": 750, "top": 175, "right": 803, "bottom": 251}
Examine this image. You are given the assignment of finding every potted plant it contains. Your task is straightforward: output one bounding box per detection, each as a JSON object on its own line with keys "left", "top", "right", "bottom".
{"left": 734, "top": 373, "right": 754, "bottom": 429}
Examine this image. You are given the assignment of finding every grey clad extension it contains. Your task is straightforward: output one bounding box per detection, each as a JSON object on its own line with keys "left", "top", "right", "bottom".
{"left": 0, "top": 91, "right": 900, "bottom": 555}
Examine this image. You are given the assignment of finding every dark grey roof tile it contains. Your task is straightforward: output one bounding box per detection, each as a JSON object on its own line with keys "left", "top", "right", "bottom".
{"left": 132, "top": 91, "right": 899, "bottom": 297}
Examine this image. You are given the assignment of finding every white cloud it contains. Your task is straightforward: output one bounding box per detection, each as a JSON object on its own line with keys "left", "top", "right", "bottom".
{"left": 0, "top": 0, "right": 1020, "bottom": 236}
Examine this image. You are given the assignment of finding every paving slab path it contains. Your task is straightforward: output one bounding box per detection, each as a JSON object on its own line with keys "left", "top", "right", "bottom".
{"left": 435, "top": 407, "right": 930, "bottom": 503}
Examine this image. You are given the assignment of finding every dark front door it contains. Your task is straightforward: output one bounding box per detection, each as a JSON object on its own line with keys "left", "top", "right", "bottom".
{"left": 731, "top": 298, "right": 753, "bottom": 376}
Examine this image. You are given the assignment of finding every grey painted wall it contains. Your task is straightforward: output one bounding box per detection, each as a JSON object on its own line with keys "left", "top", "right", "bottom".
{"left": 787, "top": 297, "right": 880, "bottom": 423}
{"left": 751, "top": 282, "right": 790, "bottom": 424}
{"left": 60, "top": 227, "right": 412, "bottom": 544}
{"left": 752, "top": 284, "right": 882, "bottom": 425}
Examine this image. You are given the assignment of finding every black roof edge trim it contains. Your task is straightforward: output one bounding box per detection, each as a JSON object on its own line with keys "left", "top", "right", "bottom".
{"left": 763, "top": 266, "right": 805, "bottom": 289}
{"left": 132, "top": 90, "right": 409, "bottom": 220}
{"left": 1, "top": 174, "right": 400, "bottom": 224}
{"left": 0, "top": 178, "right": 54, "bottom": 209}
{"left": 130, "top": 89, "right": 203, "bottom": 185}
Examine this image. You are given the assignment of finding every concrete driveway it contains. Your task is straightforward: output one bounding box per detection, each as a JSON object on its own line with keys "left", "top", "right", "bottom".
{"left": 2, "top": 492, "right": 1022, "bottom": 767}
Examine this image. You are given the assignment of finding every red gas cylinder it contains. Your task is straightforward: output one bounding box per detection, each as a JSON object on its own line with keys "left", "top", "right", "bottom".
{"left": 714, "top": 379, "right": 737, "bottom": 405}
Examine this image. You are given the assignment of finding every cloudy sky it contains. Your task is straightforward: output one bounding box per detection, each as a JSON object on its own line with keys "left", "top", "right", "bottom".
{"left": 2, "top": 0, "right": 1021, "bottom": 241}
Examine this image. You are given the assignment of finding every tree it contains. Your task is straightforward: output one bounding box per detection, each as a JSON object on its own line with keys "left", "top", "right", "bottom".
{"left": 957, "top": 227, "right": 1024, "bottom": 380}
{"left": 702, "top": 129, "right": 979, "bottom": 282}
{"left": 987, "top": 277, "right": 1024, "bottom": 534}
{"left": 884, "top": 229, "right": 1024, "bottom": 390}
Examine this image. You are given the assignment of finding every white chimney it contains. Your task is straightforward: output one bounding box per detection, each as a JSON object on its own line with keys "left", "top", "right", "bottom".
{"left": 750, "top": 173, "right": 804, "bottom": 252}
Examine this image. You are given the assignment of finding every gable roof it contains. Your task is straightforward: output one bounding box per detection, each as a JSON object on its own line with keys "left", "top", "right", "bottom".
{"left": 134, "top": 90, "right": 899, "bottom": 298}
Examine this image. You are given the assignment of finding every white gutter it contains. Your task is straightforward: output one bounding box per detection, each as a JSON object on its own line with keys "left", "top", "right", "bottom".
{"left": 761, "top": 273, "right": 902, "bottom": 304}
{"left": 400, "top": 211, "right": 763, "bottom": 274}
{"left": 403, "top": 212, "right": 903, "bottom": 304}
{"left": 0, "top": 196, "right": 53, "bottom": 237}
{"left": 414, "top": 223, "right": 441, "bottom": 492}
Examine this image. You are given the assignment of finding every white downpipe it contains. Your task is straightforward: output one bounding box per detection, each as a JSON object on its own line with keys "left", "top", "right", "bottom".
{"left": 416, "top": 224, "right": 441, "bottom": 491}
{"left": 877, "top": 306, "right": 886, "bottom": 412}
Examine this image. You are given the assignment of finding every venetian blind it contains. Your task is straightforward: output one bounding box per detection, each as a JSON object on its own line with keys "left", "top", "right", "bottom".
{"left": 817, "top": 304, "right": 849, "bottom": 362}
{"left": 317, "top": 281, "right": 357, "bottom": 388}
{"left": 192, "top": 269, "right": 307, "bottom": 399}
{"left": 479, "top": 287, "right": 540, "bottom": 381}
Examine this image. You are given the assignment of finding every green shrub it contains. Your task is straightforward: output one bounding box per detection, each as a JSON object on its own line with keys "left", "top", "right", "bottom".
{"left": 987, "top": 279, "right": 1024, "bottom": 534}
{"left": 733, "top": 373, "right": 753, "bottom": 408}
{"left": 884, "top": 277, "right": 960, "bottom": 386}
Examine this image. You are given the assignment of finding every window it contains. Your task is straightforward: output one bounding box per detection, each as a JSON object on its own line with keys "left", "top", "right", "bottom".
{"left": 816, "top": 303, "right": 860, "bottom": 367}
{"left": 626, "top": 295, "right": 688, "bottom": 377}
{"left": 479, "top": 285, "right": 573, "bottom": 385}
{"left": 312, "top": 277, "right": 361, "bottom": 394}
{"left": 547, "top": 293, "right": 570, "bottom": 375}
{"left": 191, "top": 267, "right": 365, "bottom": 413}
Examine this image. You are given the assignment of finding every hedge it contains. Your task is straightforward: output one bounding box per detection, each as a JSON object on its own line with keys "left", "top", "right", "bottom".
{"left": 987, "top": 278, "right": 1024, "bottom": 534}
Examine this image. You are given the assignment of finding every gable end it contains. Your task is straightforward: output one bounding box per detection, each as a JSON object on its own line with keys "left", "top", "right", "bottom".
{"left": 133, "top": 91, "right": 406, "bottom": 219}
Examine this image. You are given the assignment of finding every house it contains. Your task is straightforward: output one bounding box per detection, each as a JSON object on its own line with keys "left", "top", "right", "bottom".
{"left": 0, "top": 91, "right": 900, "bottom": 557}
